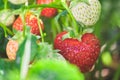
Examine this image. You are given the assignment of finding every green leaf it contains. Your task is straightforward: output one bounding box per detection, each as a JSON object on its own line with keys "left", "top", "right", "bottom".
{"left": 27, "top": 59, "right": 85, "bottom": 80}
{"left": 16, "top": 27, "right": 38, "bottom": 64}
{"left": 0, "top": 59, "right": 18, "bottom": 80}
{"left": 12, "top": 31, "right": 24, "bottom": 44}
{"left": 0, "top": 38, "right": 8, "bottom": 57}
{"left": 13, "top": 26, "right": 38, "bottom": 80}
{"left": 34, "top": 42, "right": 58, "bottom": 60}
{"left": 5, "top": 69, "right": 20, "bottom": 80}
{"left": 20, "top": 31, "right": 31, "bottom": 80}
{"left": 0, "top": 27, "right": 5, "bottom": 44}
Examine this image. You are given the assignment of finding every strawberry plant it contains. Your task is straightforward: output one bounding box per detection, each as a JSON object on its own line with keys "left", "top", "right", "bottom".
{"left": 0, "top": 0, "right": 120, "bottom": 80}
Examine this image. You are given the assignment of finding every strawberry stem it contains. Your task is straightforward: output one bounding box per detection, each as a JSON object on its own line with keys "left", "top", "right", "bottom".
{"left": 61, "top": 1, "right": 79, "bottom": 37}
{"left": 21, "top": 9, "right": 27, "bottom": 37}
{"left": 36, "top": 13, "right": 44, "bottom": 42}
{"left": 27, "top": 4, "right": 64, "bottom": 10}
{"left": 51, "top": 19, "right": 57, "bottom": 39}
{"left": 51, "top": 18, "right": 62, "bottom": 38}
{"left": 0, "top": 23, "right": 14, "bottom": 37}
{"left": 3, "top": 0, "right": 8, "bottom": 10}
{"left": 20, "top": 33, "right": 31, "bottom": 80}
{"left": 54, "top": 19, "right": 61, "bottom": 33}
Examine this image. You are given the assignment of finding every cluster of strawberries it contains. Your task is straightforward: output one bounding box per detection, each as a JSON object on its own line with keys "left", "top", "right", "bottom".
{"left": 5, "top": 0, "right": 101, "bottom": 73}
{"left": 6, "top": 0, "right": 58, "bottom": 61}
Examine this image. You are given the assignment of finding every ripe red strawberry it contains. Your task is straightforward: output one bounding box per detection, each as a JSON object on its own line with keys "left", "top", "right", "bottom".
{"left": 6, "top": 39, "right": 19, "bottom": 60}
{"left": 37, "top": 0, "right": 58, "bottom": 18}
{"left": 54, "top": 31, "right": 100, "bottom": 73}
{"left": 13, "top": 12, "right": 44, "bottom": 35}
{"left": 37, "top": 0, "right": 53, "bottom": 4}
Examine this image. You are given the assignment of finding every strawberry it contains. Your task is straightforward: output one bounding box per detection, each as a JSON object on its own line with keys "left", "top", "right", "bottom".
{"left": 54, "top": 31, "right": 100, "bottom": 73}
{"left": 37, "top": 0, "right": 58, "bottom": 18}
{"left": 70, "top": 0, "right": 101, "bottom": 26}
{"left": 37, "top": 0, "right": 53, "bottom": 4}
{"left": 13, "top": 12, "right": 44, "bottom": 35}
{"left": 6, "top": 39, "right": 19, "bottom": 60}
{"left": 8, "top": 0, "right": 27, "bottom": 5}
{"left": 0, "top": 10, "right": 15, "bottom": 26}
{"left": 40, "top": 8, "right": 58, "bottom": 18}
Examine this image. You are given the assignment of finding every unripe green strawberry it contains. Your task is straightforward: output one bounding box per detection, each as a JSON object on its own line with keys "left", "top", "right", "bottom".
{"left": 70, "top": 0, "right": 101, "bottom": 26}
{"left": 0, "top": 10, "right": 15, "bottom": 26}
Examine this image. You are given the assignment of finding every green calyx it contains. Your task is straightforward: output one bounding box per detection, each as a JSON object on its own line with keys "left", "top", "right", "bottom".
{"left": 62, "top": 27, "right": 94, "bottom": 41}
{"left": 61, "top": 30, "right": 80, "bottom": 41}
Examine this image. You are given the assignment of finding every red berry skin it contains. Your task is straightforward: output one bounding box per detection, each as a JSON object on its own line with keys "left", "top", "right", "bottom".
{"left": 37, "top": 0, "right": 58, "bottom": 18}
{"left": 41, "top": 8, "right": 58, "bottom": 18}
{"left": 37, "top": 0, "right": 53, "bottom": 4}
{"left": 13, "top": 12, "right": 44, "bottom": 35}
{"left": 54, "top": 31, "right": 100, "bottom": 73}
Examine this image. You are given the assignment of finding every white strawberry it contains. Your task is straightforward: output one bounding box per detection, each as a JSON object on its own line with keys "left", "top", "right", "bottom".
{"left": 0, "top": 10, "right": 15, "bottom": 26}
{"left": 70, "top": 0, "right": 101, "bottom": 26}
{"left": 8, "top": 0, "right": 27, "bottom": 5}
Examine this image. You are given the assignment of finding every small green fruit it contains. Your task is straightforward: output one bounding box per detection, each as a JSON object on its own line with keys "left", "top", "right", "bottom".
{"left": 102, "top": 51, "right": 112, "bottom": 66}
